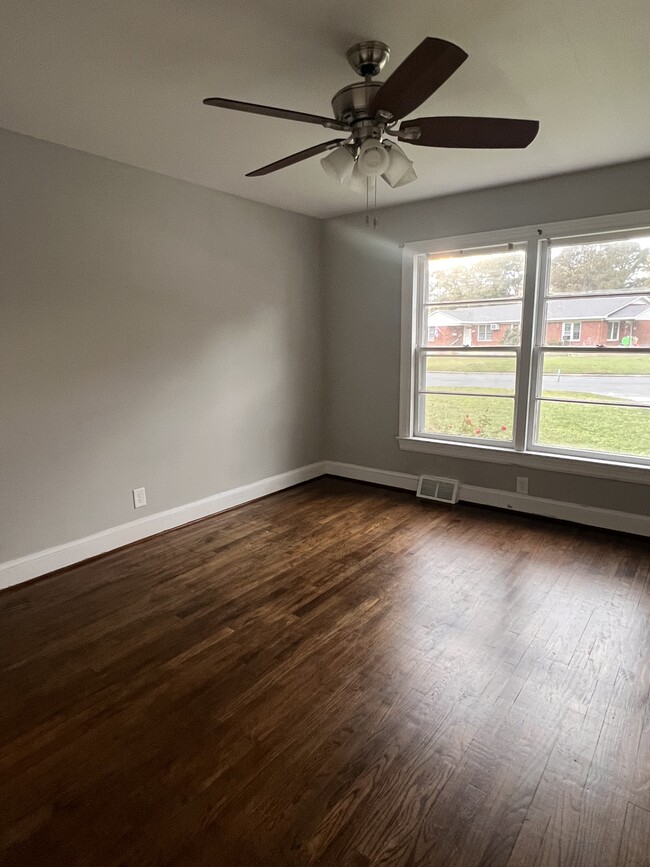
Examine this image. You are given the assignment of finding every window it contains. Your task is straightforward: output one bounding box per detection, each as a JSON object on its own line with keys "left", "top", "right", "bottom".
{"left": 561, "top": 321, "right": 581, "bottom": 342}
{"left": 416, "top": 243, "right": 526, "bottom": 444}
{"left": 607, "top": 321, "right": 620, "bottom": 341}
{"left": 400, "top": 213, "right": 650, "bottom": 474}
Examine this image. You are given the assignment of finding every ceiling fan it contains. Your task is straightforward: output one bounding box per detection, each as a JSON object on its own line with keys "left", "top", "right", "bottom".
{"left": 203, "top": 38, "right": 539, "bottom": 191}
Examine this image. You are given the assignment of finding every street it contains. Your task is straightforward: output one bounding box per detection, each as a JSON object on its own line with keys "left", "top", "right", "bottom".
{"left": 425, "top": 372, "right": 650, "bottom": 403}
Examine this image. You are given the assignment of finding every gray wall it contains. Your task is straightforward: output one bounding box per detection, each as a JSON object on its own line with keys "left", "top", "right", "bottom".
{"left": 1, "top": 128, "right": 322, "bottom": 562}
{"left": 323, "top": 159, "right": 650, "bottom": 516}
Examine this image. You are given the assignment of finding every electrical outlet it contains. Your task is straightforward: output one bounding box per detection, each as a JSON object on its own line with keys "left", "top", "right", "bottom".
{"left": 516, "top": 476, "right": 528, "bottom": 495}
{"left": 133, "top": 487, "right": 147, "bottom": 509}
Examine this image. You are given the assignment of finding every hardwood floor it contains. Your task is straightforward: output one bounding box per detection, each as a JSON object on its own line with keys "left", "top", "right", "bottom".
{"left": 1, "top": 477, "right": 649, "bottom": 866}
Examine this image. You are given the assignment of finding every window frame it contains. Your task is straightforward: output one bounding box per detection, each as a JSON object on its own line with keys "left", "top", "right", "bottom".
{"left": 476, "top": 324, "right": 492, "bottom": 342}
{"left": 561, "top": 321, "right": 582, "bottom": 342}
{"left": 398, "top": 209, "right": 650, "bottom": 484}
{"left": 607, "top": 320, "right": 620, "bottom": 342}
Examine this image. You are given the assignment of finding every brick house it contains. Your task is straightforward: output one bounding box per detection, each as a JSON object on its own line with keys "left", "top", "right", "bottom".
{"left": 428, "top": 293, "right": 650, "bottom": 347}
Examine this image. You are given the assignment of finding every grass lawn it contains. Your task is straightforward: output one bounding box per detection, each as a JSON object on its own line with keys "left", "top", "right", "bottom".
{"left": 540, "top": 355, "right": 650, "bottom": 375}
{"left": 426, "top": 354, "right": 650, "bottom": 375}
{"left": 422, "top": 394, "right": 513, "bottom": 441}
{"left": 423, "top": 392, "right": 650, "bottom": 456}
{"left": 537, "top": 401, "right": 650, "bottom": 457}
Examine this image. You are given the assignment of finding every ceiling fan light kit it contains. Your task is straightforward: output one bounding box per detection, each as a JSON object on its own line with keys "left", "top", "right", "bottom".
{"left": 203, "top": 36, "right": 539, "bottom": 197}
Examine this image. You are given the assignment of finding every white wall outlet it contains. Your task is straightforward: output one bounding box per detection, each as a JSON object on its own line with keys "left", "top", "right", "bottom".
{"left": 516, "top": 476, "right": 529, "bottom": 495}
{"left": 132, "top": 487, "right": 147, "bottom": 509}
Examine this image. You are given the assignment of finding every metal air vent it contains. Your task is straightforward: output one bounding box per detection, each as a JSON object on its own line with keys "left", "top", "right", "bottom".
{"left": 416, "top": 475, "right": 460, "bottom": 504}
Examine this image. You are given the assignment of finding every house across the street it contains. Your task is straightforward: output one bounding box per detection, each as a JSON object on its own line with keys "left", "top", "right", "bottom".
{"left": 428, "top": 292, "right": 650, "bottom": 347}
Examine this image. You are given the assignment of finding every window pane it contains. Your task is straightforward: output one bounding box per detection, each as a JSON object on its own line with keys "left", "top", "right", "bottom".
{"left": 540, "top": 352, "right": 650, "bottom": 405}
{"left": 419, "top": 394, "right": 514, "bottom": 441}
{"left": 536, "top": 401, "right": 650, "bottom": 458}
{"left": 427, "top": 247, "right": 526, "bottom": 304}
{"left": 543, "top": 295, "right": 650, "bottom": 347}
{"left": 548, "top": 235, "right": 650, "bottom": 296}
{"left": 424, "top": 301, "right": 522, "bottom": 347}
{"left": 424, "top": 352, "right": 516, "bottom": 395}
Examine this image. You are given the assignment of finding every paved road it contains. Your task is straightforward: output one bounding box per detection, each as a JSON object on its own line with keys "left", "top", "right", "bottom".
{"left": 425, "top": 372, "right": 650, "bottom": 403}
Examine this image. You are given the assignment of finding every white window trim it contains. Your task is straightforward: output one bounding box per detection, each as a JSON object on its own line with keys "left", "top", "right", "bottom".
{"left": 607, "top": 321, "right": 620, "bottom": 341}
{"left": 398, "top": 208, "right": 650, "bottom": 485}
{"left": 476, "top": 324, "right": 492, "bottom": 342}
{"left": 561, "top": 321, "right": 582, "bottom": 342}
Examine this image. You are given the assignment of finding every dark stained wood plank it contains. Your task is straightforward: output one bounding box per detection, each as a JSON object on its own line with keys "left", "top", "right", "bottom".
{"left": 617, "top": 801, "right": 650, "bottom": 867}
{"left": 0, "top": 476, "right": 649, "bottom": 866}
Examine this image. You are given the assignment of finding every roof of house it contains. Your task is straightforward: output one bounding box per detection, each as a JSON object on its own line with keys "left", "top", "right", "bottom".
{"left": 428, "top": 292, "right": 650, "bottom": 326}
{"left": 428, "top": 303, "right": 521, "bottom": 325}
{"left": 547, "top": 294, "right": 650, "bottom": 320}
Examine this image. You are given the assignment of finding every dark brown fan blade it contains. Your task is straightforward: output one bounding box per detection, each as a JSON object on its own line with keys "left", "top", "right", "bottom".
{"left": 370, "top": 38, "right": 468, "bottom": 121}
{"left": 398, "top": 116, "right": 540, "bottom": 148}
{"left": 245, "top": 140, "right": 346, "bottom": 177}
{"left": 203, "top": 97, "right": 349, "bottom": 131}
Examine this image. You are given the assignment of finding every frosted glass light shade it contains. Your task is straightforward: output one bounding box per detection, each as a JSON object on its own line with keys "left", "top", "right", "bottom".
{"left": 392, "top": 163, "right": 417, "bottom": 188}
{"left": 357, "top": 140, "right": 390, "bottom": 177}
{"left": 348, "top": 163, "right": 370, "bottom": 194}
{"left": 320, "top": 146, "right": 355, "bottom": 183}
{"left": 382, "top": 144, "right": 417, "bottom": 187}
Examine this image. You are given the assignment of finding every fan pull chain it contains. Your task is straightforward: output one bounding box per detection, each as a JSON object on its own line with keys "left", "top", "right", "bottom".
{"left": 364, "top": 178, "right": 378, "bottom": 230}
{"left": 374, "top": 179, "right": 378, "bottom": 229}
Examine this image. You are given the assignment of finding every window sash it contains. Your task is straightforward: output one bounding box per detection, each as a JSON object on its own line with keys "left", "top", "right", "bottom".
{"left": 414, "top": 242, "right": 527, "bottom": 446}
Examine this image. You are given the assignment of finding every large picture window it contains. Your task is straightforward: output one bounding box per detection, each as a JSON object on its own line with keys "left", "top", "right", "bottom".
{"left": 401, "top": 213, "right": 650, "bottom": 474}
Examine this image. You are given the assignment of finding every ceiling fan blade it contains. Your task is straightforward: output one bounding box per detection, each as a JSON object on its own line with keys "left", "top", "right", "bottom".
{"left": 398, "top": 116, "right": 540, "bottom": 148}
{"left": 203, "top": 97, "right": 349, "bottom": 131}
{"left": 246, "top": 140, "right": 346, "bottom": 177}
{"left": 370, "top": 38, "right": 468, "bottom": 121}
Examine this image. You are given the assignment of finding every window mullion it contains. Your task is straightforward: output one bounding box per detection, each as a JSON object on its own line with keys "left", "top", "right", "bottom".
{"left": 514, "top": 238, "right": 539, "bottom": 452}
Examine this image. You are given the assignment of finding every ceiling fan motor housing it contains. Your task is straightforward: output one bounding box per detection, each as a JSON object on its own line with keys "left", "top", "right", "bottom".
{"left": 331, "top": 82, "right": 383, "bottom": 127}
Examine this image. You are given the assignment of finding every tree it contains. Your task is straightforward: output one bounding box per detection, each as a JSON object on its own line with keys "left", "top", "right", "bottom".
{"left": 428, "top": 240, "right": 650, "bottom": 303}
{"left": 548, "top": 240, "right": 650, "bottom": 294}
{"left": 429, "top": 252, "right": 524, "bottom": 302}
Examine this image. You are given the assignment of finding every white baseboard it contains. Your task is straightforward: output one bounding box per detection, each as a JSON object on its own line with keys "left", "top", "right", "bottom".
{"left": 323, "top": 461, "right": 420, "bottom": 492}
{"left": 0, "top": 462, "right": 327, "bottom": 591}
{"left": 324, "top": 460, "right": 650, "bottom": 538}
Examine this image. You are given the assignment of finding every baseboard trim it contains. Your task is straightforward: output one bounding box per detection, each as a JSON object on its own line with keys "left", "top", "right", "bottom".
{"left": 0, "top": 462, "right": 327, "bottom": 591}
{"left": 323, "top": 461, "right": 420, "bottom": 492}
{"left": 324, "top": 460, "right": 650, "bottom": 538}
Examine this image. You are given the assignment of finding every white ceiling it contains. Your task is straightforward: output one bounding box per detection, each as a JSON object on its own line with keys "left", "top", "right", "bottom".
{"left": 2, "top": 0, "right": 649, "bottom": 218}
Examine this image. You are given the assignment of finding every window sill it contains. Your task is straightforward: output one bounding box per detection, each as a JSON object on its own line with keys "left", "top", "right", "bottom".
{"left": 396, "top": 436, "right": 650, "bottom": 485}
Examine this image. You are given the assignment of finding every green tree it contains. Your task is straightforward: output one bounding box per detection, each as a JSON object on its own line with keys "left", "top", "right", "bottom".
{"left": 429, "top": 252, "right": 524, "bottom": 302}
{"left": 428, "top": 240, "right": 650, "bottom": 303}
{"left": 548, "top": 240, "right": 650, "bottom": 294}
